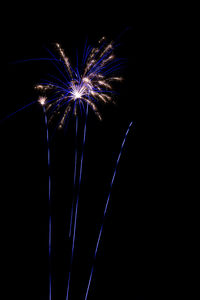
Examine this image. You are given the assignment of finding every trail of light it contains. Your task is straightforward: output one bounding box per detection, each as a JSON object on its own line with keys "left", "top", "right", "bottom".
{"left": 0, "top": 93, "right": 67, "bottom": 126}
{"left": 78, "top": 100, "right": 84, "bottom": 117}
{"left": 80, "top": 101, "right": 86, "bottom": 115}
{"left": 83, "top": 46, "right": 92, "bottom": 65}
{"left": 44, "top": 47, "right": 70, "bottom": 82}
{"left": 49, "top": 102, "right": 71, "bottom": 141}
{"left": 46, "top": 73, "right": 68, "bottom": 89}
{"left": 69, "top": 115, "right": 79, "bottom": 238}
{"left": 40, "top": 80, "right": 67, "bottom": 93}
{"left": 103, "top": 63, "right": 125, "bottom": 76}
{"left": 10, "top": 58, "right": 60, "bottom": 64}
{"left": 0, "top": 100, "right": 38, "bottom": 124}
{"left": 84, "top": 121, "right": 134, "bottom": 300}
{"left": 82, "top": 38, "right": 88, "bottom": 66}
{"left": 35, "top": 37, "right": 124, "bottom": 126}
{"left": 48, "top": 92, "right": 71, "bottom": 115}
{"left": 115, "top": 26, "right": 132, "bottom": 43}
{"left": 49, "top": 109, "right": 71, "bottom": 143}
{"left": 43, "top": 105, "right": 52, "bottom": 300}
{"left": 66, "top": 104, "right": 89, "bottom": 300}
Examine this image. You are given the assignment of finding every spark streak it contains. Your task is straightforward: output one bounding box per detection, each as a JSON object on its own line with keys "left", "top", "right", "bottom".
{"left": 35, "top": 37, "right": 123, "bottom": 127}
{"left": 66, "top": 104, "right": 89, "bottom": 300}
{"left": 39, "top": 97, "right": 52, "bottom": 300}
{"left": 0, "top": 100, "right": 37, "bottom": 124}
{"left": 69, "top": 116, "right": 79, "bottom": 238}
{"left": 2, "top": 36, "right": 127, "bottom": 300}
{"left": 84, "top": 121, "right": 134, "bottom": 300}
{"left": 35, "top": 38, "right": 125, "bottom": 300}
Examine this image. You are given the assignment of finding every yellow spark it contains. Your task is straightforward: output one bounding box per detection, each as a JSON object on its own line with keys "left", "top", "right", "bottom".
{"left": 38, "top": 96, "right": 47, "bottom": 106}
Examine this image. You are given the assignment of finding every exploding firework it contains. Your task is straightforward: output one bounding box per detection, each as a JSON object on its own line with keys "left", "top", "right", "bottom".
{"left": 35, "top": 37, "right": 123, "bottom": 129}
{"left": 35, "top": 37, "right": 125, "bottom": 300}
{"left": 2, "top": 35, "right": 133, "bottom": 300}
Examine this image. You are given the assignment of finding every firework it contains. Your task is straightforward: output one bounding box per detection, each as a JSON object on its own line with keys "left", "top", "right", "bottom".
{"left": 38, "top": 96, "right": 52, "bottom": 300}
{"left": 2, "top": 36, "right": 128, "bottom": 300}
{"left": 84, "top": 121, "right": 134, "bottom": 300}
{"left": 66, "top": 103, "right": 89, "bottom": 300}
{"left": 69, "top": 115, "right": 78, "bottom": 239}
{"left": 35, "top": 37, "right": 123, "bottom": 129}
{"left": 35, "top": 38, "right": 124, "bottom": 300}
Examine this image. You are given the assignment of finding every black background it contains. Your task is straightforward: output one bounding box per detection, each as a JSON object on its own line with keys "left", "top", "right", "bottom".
{"left": 1, "top": 2, "right": 171, "bottom": 300}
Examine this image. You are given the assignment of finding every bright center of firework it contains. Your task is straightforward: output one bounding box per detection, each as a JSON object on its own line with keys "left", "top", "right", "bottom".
{"left": 35, "top": 38, "right": 122, "bottom": 127}
{"left": 70, "top": 83, "right": 86, "bottom": 100}
{"left": 74, "top": 90, "right": 82, "bottom": 99}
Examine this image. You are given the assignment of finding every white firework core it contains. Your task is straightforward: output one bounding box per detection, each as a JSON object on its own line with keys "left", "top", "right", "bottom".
{"left": 35, "top": 37, "right": 123, "bottom": 127}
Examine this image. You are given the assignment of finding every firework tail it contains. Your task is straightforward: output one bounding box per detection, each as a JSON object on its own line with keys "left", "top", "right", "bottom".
{"left": 42, "top": 105, "right": 52, "bottom": 300}
{"left": 0, "top": 100, "right": 38, "bottom": 124}
{"left": 69, "top": 115, "right": 79, "bottom": 238}
{"left": 10, "top": 57, "right": 60, "bottom": 64}
{"left": 84, "top": 121, "right": 134, "bottom": 300}
{"left": 66, "top": 103, "right": 89, "bottom": 300}
{"left": 0, "top": 94, "right": 60, "bottom": 125}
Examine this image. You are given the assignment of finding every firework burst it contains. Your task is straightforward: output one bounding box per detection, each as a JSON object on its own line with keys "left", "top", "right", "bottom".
{"left": 0, "top": 31, "right": 135, "bottom": 300}
{"left": 35, "top": 37, "right": 123, "bottom": 129}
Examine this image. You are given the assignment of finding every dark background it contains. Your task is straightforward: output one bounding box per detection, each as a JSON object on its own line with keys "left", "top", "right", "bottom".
{"left": 1, "top": 2, "right": 171, "bottom": 300}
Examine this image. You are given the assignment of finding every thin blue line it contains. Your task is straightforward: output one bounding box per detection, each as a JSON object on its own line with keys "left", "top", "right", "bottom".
{"left": 44, "top": 47, "right": 69, "bottom": 82}
{"left": 85, "top": 266, "right": 94, "bottom": 300}
{"left": 83, "top": 45, "right": 92, "bottom": 65}
{"left": 10, "top": 58, "right": 60, "bottom": 64}
{"left": 84, "top": 121, "right": 134, "bottom": 300}
{"left": 69, "top": 116, "right": 78, "bottom": 238}
{"left": 47, "top": 73, "right": 69, "bottom": 89}
{"left": 0, "top": 100, "right": 38, "bottom": 124}
{"left": 66, "top": 104, "right": 89, "bottom": 300}
{"left": 43, "top": 106, "right": 52, "bottom": 300}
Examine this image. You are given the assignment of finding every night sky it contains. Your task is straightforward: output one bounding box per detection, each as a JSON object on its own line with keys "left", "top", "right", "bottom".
{"left": 2, "top": 2, "right": 168, "bottom": 300}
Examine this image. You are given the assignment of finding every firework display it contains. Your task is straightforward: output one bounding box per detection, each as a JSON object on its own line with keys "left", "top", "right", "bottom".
{"left": 35, "top": 39, "right": 125, "bottom": 300}
{"left": 35, "top": 37, "right": 123, "bottom": 128}
{"left": 3, "top": 34, "right": 134, "bottom": 300}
